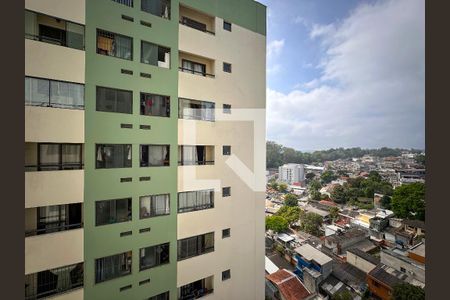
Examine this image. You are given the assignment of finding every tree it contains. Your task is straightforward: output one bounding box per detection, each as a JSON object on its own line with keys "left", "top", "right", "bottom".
{"left": 391, "top": 182, "right": 425, "bottom": 221}
{"left": 332, "top": 290, "right": 353, "bottom": 300}
{"left": 368, "top": 171, "right": 382, "bottom": 182}
{"left": 268, "top": 181, "right": 279, "bottom": 191}
{"left": 392, "top": 283, "right": 425, "bottom": 300}
{"left": 309, "top": 180, "right": 322, "bottom": 191}
{"left": 321, "top": 170, "right": 338, "bottom": 184}
{"left": 276, "top": 206, "right": 300, "bottom": 226}
{"left": 284, "top": 194, "right": 298, "bottom": 207}
{"left": 329, "top": 206, "right": 340, "bottom": 222}
{"left": 331, "top": 185, "right": 349, "bottom": 204}
{"left": 306, "top": 172, "right": 316, "bottom": 181}
{"left": 299, "top": 212, "right": 323, "bottom": 236}
{"left": 266, "top": 141, "right": 283, "bottom": 168}
{"left": 415, "top": 154, "right": 425, "bottom": 166}
{"left": 310, "top": 190, "right": 321, "bottom": 201}
{"left": 381, "top": 195, "right": 392, "bottom": 209}
{"left": 278, "top": 183, "right": 288, "bottom": 193}
{"left": 266, "top": 216, "right": 289, "bottom": 232}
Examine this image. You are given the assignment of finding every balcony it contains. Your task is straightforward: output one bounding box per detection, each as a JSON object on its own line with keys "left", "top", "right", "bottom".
{"left": 178, "top": 146, "right": 214, "bottom": 166}
{"left": 179, "top": 5, "right": 215, "bottom": 35}
{"left": 25, "top": 262, "right": 83, "bottom": 300}
{"left": 179, "top": 52, "right": 215, "bottom": 78}
{"left": 178, "top": 276, "right": 214, "bottom": 300}
{"left": 25, "top": 229, "right": 83, "bottom": 275}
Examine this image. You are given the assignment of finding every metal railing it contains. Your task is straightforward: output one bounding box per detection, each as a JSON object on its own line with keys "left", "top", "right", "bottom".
{"left": 25, "top": 163, "right": 84, "bottom": 172}
{"left": 179, "top": 287, "right": 214, "bottom": 300}
{"left": 112, "top": 0, "right": 133, "bottom": 7}
{"left": 178, "top": 67, "right": 215, "bottom": 78}
{"left": 178, "top": 160, "right": 214, "bottom": 166}
{"left": 25, "top": 223, "right": 83, "bottom": 237}
{"left": 25, "top": 263, "right": 83, "bottom": 300}
{"left": 179, "top": 20, "right": 215, "bottom": 35}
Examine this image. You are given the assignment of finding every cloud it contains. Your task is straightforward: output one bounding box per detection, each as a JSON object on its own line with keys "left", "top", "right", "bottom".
{"left": 267, "top": 39, "right": 285, "bottom": 59}
{"left": 267, "top": 0, "right": 424, "bottom": 151}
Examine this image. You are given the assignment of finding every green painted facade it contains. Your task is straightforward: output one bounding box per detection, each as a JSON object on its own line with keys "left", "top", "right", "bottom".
{"left": 83, "top": 1, "right": 265, "bottom": 300}
{"left": 84, "top": 0, "right": 179, "bottom": 299}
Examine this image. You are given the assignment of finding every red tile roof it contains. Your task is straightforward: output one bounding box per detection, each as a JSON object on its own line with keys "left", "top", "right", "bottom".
{"left": 266, "top": 269, "right": 312, "bottom": 300}
{"left": 319, "top": 200, "right": 338, "bottom": 207}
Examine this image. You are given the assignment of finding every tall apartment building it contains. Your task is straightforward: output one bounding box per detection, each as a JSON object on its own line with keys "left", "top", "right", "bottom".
{"left": 278, "top": 163, "right": 305, "bottom": 185}
{"left": 24, "top": 0, "right": 266, "bottom": 299}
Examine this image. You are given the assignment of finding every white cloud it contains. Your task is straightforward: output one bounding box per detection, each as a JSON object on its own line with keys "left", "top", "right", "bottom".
{"left": 267, "top": 39, "right": 285, "bottom": 59}
{"left": 267, "top": 0, "right": 424, "bottom": 150}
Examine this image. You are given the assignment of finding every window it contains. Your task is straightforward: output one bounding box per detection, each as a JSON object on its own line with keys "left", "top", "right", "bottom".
{"left": 96, "top": 86, "right": 132, "bottom": 114}
{"left": 179, "top": 278, "right": 213, "bottom": 300}
{"left": 177, "top": 232, "right": 214, "bottom": 260}
{"left": 222, "top": 228, "right": 230, "bottom": 238}
{"left": 148, "top": 291, "right": 170, "bottom": 300}
{"left": 181, "top": 16, "right": 206, "bottom": 32}
{"left": 25, "top": 10, "right": 85, "bottom": 50}
{"left": 95, "top": 251, "right": 132, "bottom": 283}
{"left": 222, "top": 187, "right": 231, "bottom": 197}
{"left": 141, "top": 41, "right": 170, "bottom": 68}
{"left": 33, "top": 143, "right": 83, "bottom": 171}
{"left": 141, "top": 93, "right": 170, "bottom": 117}
{"left": 222, "top": 269, "right": 231, "bottom": 281}
{"left": 223, "top": 21, "right": 232, "bottom": 31}
{"left": 25, "top": 263, "right": 83, "bottom": 299}
{"left": 400, "top": 267, "right": 406, "bottom": 273}
{"left": 178, "top": 189, "right": 214, "bottom": 213}
{"left": 178, "top": 98, "right": 215, "bottom": 121}
{"left": 95, "top": 198, "right": 132, "bottom": 226}
{"left": 178, "top": 145, "right": 215, "bottom": 165}
{"left": 140, "top": 243, "right": 170, "bottom": 270}
{"left": 181, "top": 59, "right": 207, "bottom": 76}
{"left": 140, "top": 194, "right": 170, "bottom": 218}
{"left": 96, "top": 144, "right": 132, "bottom": 169}
{"left": 25, "top": 77, "right": 84, "bottom": 109}
{"left": 223, "top": 146, "right": 231, "bottom": 155}
{"left": 142, "top": 0, "right": 171, "bottom": 19}
{"left": 97, "top": 29, "right": 132, "bottom": 60}
{"left": 223, "top": 104, "right": 231, "bottom": 114}
{"left": 112, "top": 0, "right": 133, "bottom": 7}
{"left": 140, "top": 145, "right": 170, "bottom": 167}
{"left": 223, "top": 62, "right": 232, "bottom": 73}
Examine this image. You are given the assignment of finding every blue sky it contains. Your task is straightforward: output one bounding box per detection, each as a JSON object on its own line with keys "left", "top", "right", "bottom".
{"left": 259, "top": 0, "right": 425, "bottom": 151}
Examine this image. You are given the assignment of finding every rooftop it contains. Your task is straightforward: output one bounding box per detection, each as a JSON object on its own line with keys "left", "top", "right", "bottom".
{"left": 304, "top": 205, "right": 330, "bottom": 217}
{"left": 266, "top": 269, "right": 312, "bottom": 300}
{"left": 325, "top": 228, "right": 367, "bottom": 243}
{"left": 409, "top": 242, "right": 425, "bottom": 258}
{"left": 294, "top": 244, "right": 333, "bottom": 265}
{"left": 368, "top": 264, "right": 404, "bottom": 288}
{"left": 265, "top": 256, "right": 280, "bottom": 275}
{"left": 347, "top": 248, "right": 380, "bottom": 265}
{"left": 332, "top": 262, "right": 367, "bottom": 291}
{"left": 403, "top": 219, "right": 425, "bottom": 229}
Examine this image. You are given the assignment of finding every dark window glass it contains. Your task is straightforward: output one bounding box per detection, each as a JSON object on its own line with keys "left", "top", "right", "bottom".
{"left": 223, "top": 146, "right": 231, "bottom": 155}
{"left": 179, "top": 279, "right": 212, "bottom": 299}
{"left": 95, "top": 198, "right": 132, "bottom": 226}
{"left": 141, "top": 41, "right": 170, "bottom": 68}
{"left": 141, "top": 0, "right": 171, "bottom": 19}
{"left": 140, "top": 145, "right": 170, "bottom": 167}
{"left": 222, "top": 187, "right": 231, "bottom": 197}
{"left": 181, "top": 16, "right": 206, "bottom": 32}
{"left": 112, "top": 0, "right": 134, "bottom": 7}
{"left": 96, "top": 144, "right": 132, "bottom": 169}
{"left": 177, "top": 232, "right": 214, "bottom": 260}
{"left": 141, "top": 93, "right": 170, "bottom": 117}
{"left": 178, "top": 146, "right": 215, "bottom": 165}
{"left": 95, "top": 251, "right": 132, "bottom": 283}
{"left": 223, "top": 62, "right": 232, "bottom": 73}
{"left": 178, "top": 98, "right": 215, "bottom": 121}
{"left": 97, "top": 29, "right": 132, "bottom": 60}
{"left": 223, "top": 21, "right": 232, "bottom": 31}
{"left": 96, "top": 86, "right": 133, "bottom": 114}
{"left": 222, "top": 269, "right": 231, "bottom": 281}
{"left": 222, "top": 228, "right": 230, "bottom": 238}
{"left": 35, "top": 143, "right": 82, "bottom": 171}
{"left": 223, "top": 104, "right": 231, "bottom": 114}
{"left": 181, "top": 59, "right": 207, "bottom": 76}
{"left": 148, "top": 291, "right": 170, "bottom": 300}
{"left": 140, "top": 194, "right": 170, "bottom": 218}
{"left": 178, "top": 189, "right": 214, "bottom": 213}
{"left": 140, "top": 243, "right": 170, "bottom": 270}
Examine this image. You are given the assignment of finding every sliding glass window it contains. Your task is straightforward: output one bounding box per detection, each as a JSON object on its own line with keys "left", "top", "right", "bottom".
{"left": 96, "top": 144, "right": 132, "bottom": 169}
{"left": 140, "top": 194, "right": 170, "bottom": 219}
{"left": 96, "top": 86, "right": 133, "bottom": 114}
{"left": 140, "top": 145, "right": 170, "bottom": 167}
{"left": 178, "top": 98, "right": 215, "bottom": 121}
{"left": 178, "top": 146, "right": 214, "bottom": 165}
{"left": 95, "top": 251, "right": 132, "bottom": 283}
{"left": 139, "top": 243, "right": 170, "bottom": 270}
{"left": 30, "top": 143, "right": 83, "bottom": 171}
{"left": 95, "top": 198, "right": 132, "bottom": 226}
{"left": 141, "top": 92, "right": 170, "bottom": 117}
{"left": 141, "top": 0, "right": 171, "bottom": 19}
{"left": 97, "top": 29, "right": 132, "bottom": 60}
{"left": 141, "top": 41, "right": 170, "bottom": 68}
{"left": 177, "top": 232, "right": 214, "bottom": 260}
{"left": 178, "top": 189, "right": 214, "bottom": 213}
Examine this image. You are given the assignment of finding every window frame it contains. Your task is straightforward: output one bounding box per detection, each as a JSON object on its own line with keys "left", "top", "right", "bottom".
{"left": 140, "top": 144, "right": 170, "bottom": 167}
{"left": 95, "top": 198, "right": 132, "bottom": 226}
{"left": 140, "top": 92, "right": 171, "bottom": 117}
{"left": 222, "top": 145, "right": 231, "bottom": 156}
{"left": 222, "top": 269, "right": 231, "bottom": 281}
{"left": 177, "top": 189, "right": 214, "bottom": 213}
{"left": 140, "top": 40, "right": 171, "bottom": 68}
{"left": 96, "top": 86, "right": 133, "bottom": 114}
{"left": 223, "top": 62, "right": 232, "bottom": 73}
{"left": 222, "top": 187, "right": 231, "bottom": 197}
{"left": 223, "top": 21, "right": 232, "bottom": 32}
{"left": 222, "top": 228, "right": 231, "bottom": 238}
{"left": 177, "top": 232, "right": 215, "bottom": 261}
{"left": 223, "top": 104, "right": 231, "bottom": 114}
{"left": 139, "top": 243, "right": 170, "bottom": 271}
{"left": 95, "top": 251, "right": 132, "bottom": 283}
{"left": 96, "top": 28, "right": 133, "bottom": 61}
{"left": 139, "top": 193, "right": 171, "bottom": 219}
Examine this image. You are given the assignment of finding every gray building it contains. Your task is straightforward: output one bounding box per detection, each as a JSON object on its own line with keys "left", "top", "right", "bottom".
{"left": 279, "top": 163, "right": 305, "bottom": 184}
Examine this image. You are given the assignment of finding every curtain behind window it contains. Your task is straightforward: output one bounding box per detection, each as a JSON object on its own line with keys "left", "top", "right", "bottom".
{"left": 114, "top": 35, "right": 132, "bottom": 59}
{"left": 142, "top": 41, "right": 158, "bottom": 65}
{"left": 25, "top": 10, "right": 38, "bottom": 38}
{"left": 25, "top": 77, "right": 49, "bottom": 106}
{"left": 66, "top": 22, "right": 84, "bottom": 50}
{"left": 50, "top": 81, "right": 84, "bottom": 108}
{"left": 148, "top": 145, "right": 168, "bottom": 166}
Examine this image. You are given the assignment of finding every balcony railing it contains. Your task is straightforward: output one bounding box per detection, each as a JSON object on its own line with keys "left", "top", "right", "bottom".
{"left": 179, "top": 19, "right": 215, "bottom": 35}
{"left": 25, "top": 223, "right": 83, "bottom": 237}
{"left": 179, "top": 67, "right": 215, "bottom": 78}
{"left": 178, "top": 160, "right": 214, "bottom": 166}
{"left": 25, "top": 163, "right": 84, "bottom": 172}
{"left": 25, "top": 263, "right": 83, "bottom": 300}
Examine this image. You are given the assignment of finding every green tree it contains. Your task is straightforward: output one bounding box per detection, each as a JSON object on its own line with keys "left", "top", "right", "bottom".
{"left": 392, "top": 283, "right": 425, "bottom": 300}
{"left": 266, "top": 141, "right": 283, "bottom": 168}
{"left": 309, "top": 180, "right": 322, "bottom": 191}
{"left": 268, "top": 181, "right": 279, "bottom": 191}
{"left": 266, "top": 216, "right": 289, "bottom": 232}
{"left": 276, "top": 206, "right": 300, "bottom": 226}
{"left": 321, "top": 170, "right": 338, "bottom": 184}
{"left": 329, "top": 206, "right": 340, "bottom": 222}
{"left": 331, "top": 185, "right": 349, "bottom": 204}
{"left": 306, "top": 172, "right": 316, "bottom": 181}
{"left": 299, "top": 212, "right": 323, "bottom": 236}
{"left": 284, "top": 194, "right": 298, "bottom": 207}
{"left": 381, "top": 195, "right": 392, "bottom": 209}
{"left": 391, "top": 182, "right": 425, "bottom": 221}
{"left": 278, "top": 183, "right": 288, "bottom": 193}
{"left": 368, "top": 171, "right": 382, "bottom": 182}
{"left": 310, "top": 190, "right": 321, "bottom": 201}
{"left": 332, "top": 290, "right": 353, "bottom": 300}
{"left": 415, "top": 154, "right": 425, "bottom": 166}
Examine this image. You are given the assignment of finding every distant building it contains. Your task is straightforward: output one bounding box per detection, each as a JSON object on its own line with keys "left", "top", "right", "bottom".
{"left": 294, "top": 244, "right": 333, "bottom": 282}
{"left": 367, "top": 264, "right": 404, "bottom": 300}
{"left": 346, "top": 248, "right": 379, "bottom": 273}
{"left": 322, "top": 228, "right": 368, "bottom": 255}
{"left": 265, "top": 269, "right": 316, "bottom": 300}
{"left": 279, "top": 163, "right": 306, "bottom": 184}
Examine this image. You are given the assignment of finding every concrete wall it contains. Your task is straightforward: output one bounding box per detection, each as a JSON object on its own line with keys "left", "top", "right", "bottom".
{"left": 25, "top": 0, "right": 85, "bottom": 24}
{"left": 346, "top": 251, "right": 377, "bottom": 273}
{"left": 380, "top": 250, "right": 425, "bottom": 284}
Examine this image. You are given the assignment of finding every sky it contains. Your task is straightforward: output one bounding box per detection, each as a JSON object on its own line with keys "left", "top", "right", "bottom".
{"left": 258, "top": 0, "right": 425, "bottom": 151}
